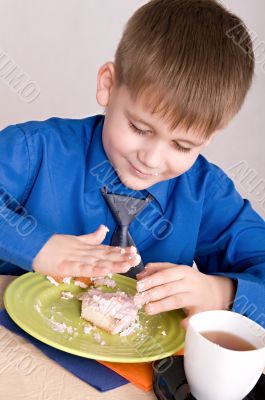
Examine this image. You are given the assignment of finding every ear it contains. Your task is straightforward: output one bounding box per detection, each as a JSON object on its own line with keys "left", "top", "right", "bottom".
{"left": 96, "top": 62, "right": 115, "bottom": 107}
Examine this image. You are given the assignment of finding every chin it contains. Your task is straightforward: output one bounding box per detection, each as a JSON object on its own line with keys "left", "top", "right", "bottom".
{"left": 114, "top": 161, "right": 159, "bottom": 191}
{"left": 119, "top": 177, "right": 153, "bottom": 191}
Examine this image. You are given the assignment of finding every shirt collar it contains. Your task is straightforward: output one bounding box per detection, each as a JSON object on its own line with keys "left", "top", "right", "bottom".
{"left": 85, "top": 114, "right": 171, "bottom": 213}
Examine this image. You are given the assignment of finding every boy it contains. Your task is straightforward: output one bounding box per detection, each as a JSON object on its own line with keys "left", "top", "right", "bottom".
{"left": 0, "top": 0, "right": 264, "bottom": 329}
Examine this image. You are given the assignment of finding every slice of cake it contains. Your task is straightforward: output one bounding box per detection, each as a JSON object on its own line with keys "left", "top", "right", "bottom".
{"left": 80, "top": 288, "right": 140, "bottom": 335}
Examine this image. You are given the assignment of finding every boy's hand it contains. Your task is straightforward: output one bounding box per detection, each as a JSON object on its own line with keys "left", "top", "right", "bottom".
{"left": 134, "top": 263, "right": 236, "bottom": 329}
{"left": 33, "top": 225, "right": 140, "bottom": 277}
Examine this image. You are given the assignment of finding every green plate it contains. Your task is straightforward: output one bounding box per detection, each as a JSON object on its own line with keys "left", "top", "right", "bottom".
{"left": 3, "top": 272, "right": 185, "bottom": 363}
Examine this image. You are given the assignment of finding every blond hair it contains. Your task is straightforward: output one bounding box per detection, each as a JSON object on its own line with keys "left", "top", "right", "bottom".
{"left": 114, "top": 0, "right": 255, "bottom": 137}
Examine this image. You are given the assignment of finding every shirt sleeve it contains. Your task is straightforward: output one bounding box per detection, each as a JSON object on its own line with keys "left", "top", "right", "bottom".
{"left": 194, "top": 169, "right": 265, "bottom": 328}
{"left": 0, "top": 124, "right": 55, "bottom": 271}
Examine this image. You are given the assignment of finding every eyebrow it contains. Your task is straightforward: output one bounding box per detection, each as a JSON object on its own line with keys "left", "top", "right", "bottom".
{"left": 125, "top": 110, "right": 205, "bottom": 147}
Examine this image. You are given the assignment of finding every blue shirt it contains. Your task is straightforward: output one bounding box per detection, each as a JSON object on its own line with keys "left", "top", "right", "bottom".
{"left": 0, "top": 114, "right": 264, "bottom": 327}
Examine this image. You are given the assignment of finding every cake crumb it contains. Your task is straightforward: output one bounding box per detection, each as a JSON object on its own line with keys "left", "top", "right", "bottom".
{"left": 46, "top": 276, "right": 59, "bottom": 286}
{"left": 103, "top": 225, "right": 110, "bottom": 233}
{"left": 74, "top": 280, "right": 88, "bottom": 288}
{"left": 34, "top": 304, "right": 41, "bottom": 313}
{"left": 83, "top": 325, "right": 95, "bottom": 334}
{"left": 66, "top": 326, "right": 73, "bottom": 334}
{"left": 120, "top": 320, "right": 141, "bottom": 337}
{"left": 62, "top": 277, "right": 72, "bottom": 284}
{"left": 61, "top": 291, "right": 74, "bottom": 300}
{"left": 93, "top": 332, "right": 102, "bottom": 343}
{"left": 91, "top": 276, "right": 116, "bottom": 288}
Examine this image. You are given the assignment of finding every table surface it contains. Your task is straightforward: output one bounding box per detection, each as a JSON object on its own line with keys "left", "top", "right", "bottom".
{"left": 0, "top": 275, "right": 157, "bottom": 400}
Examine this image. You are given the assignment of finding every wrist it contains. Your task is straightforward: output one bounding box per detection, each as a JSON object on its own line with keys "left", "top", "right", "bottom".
{"left": 32, "top": 234, "right": 57, "bottom": 272}
{"left": 209, "top": 275, "right": 237, "bottom": 310}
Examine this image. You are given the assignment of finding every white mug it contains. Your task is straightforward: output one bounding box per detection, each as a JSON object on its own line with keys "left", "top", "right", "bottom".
{"left": 184, "top": 310, "right": 265, "bottom": 400}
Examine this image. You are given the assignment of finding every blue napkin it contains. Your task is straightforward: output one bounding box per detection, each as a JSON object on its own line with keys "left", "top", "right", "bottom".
{"left": 0, "top": 309, "right": 128, "bottom": 392}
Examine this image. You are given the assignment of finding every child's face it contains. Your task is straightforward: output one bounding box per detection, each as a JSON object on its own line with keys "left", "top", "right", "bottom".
{"left": 97, "top": 63, "right": 214, "bottom": 191}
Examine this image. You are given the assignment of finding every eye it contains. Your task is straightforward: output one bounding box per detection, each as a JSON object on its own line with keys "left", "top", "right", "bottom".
{"left": 173, "top": 142, "right": 191, "bottom": 153}
{"left": 129, "top": 120, "right": 191, "bottom": 153}
{"left": 128, "top": 121, "right": 147, "bottom": 135}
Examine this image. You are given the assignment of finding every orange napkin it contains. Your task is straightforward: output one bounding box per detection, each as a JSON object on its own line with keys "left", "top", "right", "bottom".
{"left": 99, "top": 348, "right": 184, "bottom": 392}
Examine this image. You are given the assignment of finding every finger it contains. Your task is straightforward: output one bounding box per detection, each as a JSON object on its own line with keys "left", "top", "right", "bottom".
{"left": 70, "top": 248, "right": 141, "bottom": 270}
{"left": 60, "top": 261, "right": 125, "bottom": 278}
{"left": 134, "top": 280, "right": 189, "bottom": 306}
{"left": 136, "top": 267, "right": 185, "bottom": 292}
{"left": 88, "top": 257, "right": 140, "bottom": 274}
{"left": 73, "top": 260, "right": 139, "bottom": 277}
{"left": 77, "top": 244, "right": 138, "bottom": 258}
{"left": 71, "top": 251, "right": 141, "bottom": 273}
{"left": 69, "top": 250, "right": 136, "bottom": 265}
{"left": 79, "top": 227, "right": 138, "bottom": 257}
{"left": 136, "top": 262, "right": 189, "bottom": 281}
{"left": 136, "top": 262, "right": 174, "bottom": 280}
{"left": 76, "top": 246, "right": 140, "bottom": 263}
{"left": 144, "top": 292, "right": 194, "bottom": 315}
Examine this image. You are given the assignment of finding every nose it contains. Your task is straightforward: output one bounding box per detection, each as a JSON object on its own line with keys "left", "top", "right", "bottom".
{"left": 137, "top": 140, "right": 164, "bottom": 170}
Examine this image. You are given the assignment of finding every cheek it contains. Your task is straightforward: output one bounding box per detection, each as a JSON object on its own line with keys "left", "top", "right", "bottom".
{"left": 103, "top": 119, "right": 136, "bottom": 160}
{"left": 167, "top": 153, "right": 199, "bottom": 176}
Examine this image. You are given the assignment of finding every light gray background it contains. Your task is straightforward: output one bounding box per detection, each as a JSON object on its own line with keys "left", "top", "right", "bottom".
{"left": 0, "top": 0, "right": 264, "bottom": 218}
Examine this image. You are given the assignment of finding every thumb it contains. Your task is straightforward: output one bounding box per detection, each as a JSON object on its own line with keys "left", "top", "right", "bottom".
{"left": 78, "top": 225, "right": 109, "bottom": 245}
{"left": 181, "top": 308, "right": 200, "bottom": 330}
{"left": 180, "top": 317, "right": 190, "bottom": 330}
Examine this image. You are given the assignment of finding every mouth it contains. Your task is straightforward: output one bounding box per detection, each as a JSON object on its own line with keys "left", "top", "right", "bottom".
{"left": 128, "top": 161, "right": 158, "bottom": 178}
